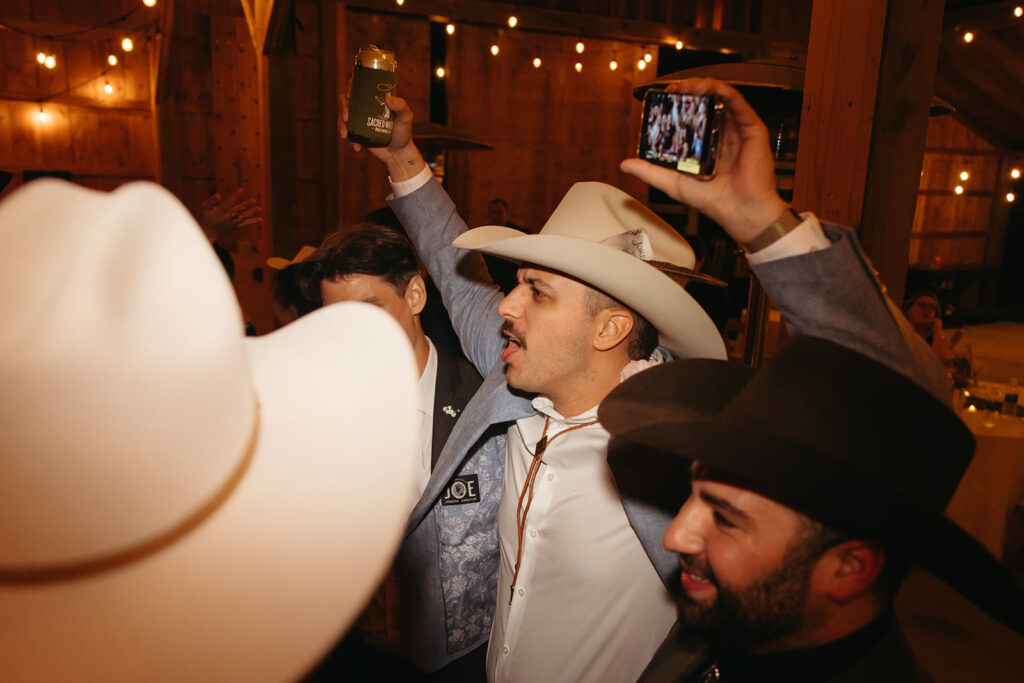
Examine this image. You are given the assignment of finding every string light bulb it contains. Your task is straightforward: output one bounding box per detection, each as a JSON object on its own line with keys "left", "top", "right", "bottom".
{"left": 675, "top": 40, "right": 683, "bottom": 50}
{"left": 1008, "top": 192, "right": 1017, "bottom": 202}
{"left": 575, "top": 62, "right": 582, "bottom": 72}
{"left": 38, "top": 107, "right": 47, "bottom": 122}
{"left": 435, "top": 66, "right": 446, "bottom": 78}
{"left": 108, "top": 54, "right": 118, "bottom": 66}
{"left": 143, "top": 0, "right": 157, "bottom": 7}
{"left": 44, "top": 55, "right": 56, "bottom": 69}
{"left": 954, "top": 185, "right": 964, "bottom": 195}
{"left": 533, "top": 57, "right": 541, "bottom": 68}
{"left": 508, "top": 16, "right": 518, "bottom": 28}
{"left": 644, "top": 52, "right": 652, "bottom": 62}
{"left": 104, "top": 81, "right": 113, "bottom": 94}
{"left": 1015, "top": 7, "right": 1022, "bottom": 18}
{"left": 963, "top": 32, "right": 974, "bottom": 43}
{"left": 960, "top": 170, "right": 969, "bottom": 180}
{"left": 575, "top": 41, "right": 584, "bottom": 54}
{"left": 446, "top": 23, "right": 455, "bottom": 35}
{"left": 121, "top": 37, "right": 134, "bottom": 52}
{"left": 637, "top": 59, "right": 646, "bottom": 70}
{"left": 396, "top": 0, "right": 404, "bottom": 5}
{"left": 1011, "top": 168, "right": 1021, "bottom": 179}
{"left": 36, "top": 52, "right": 47, "bottom": 64}
{"left": 490, "top": 44, "right": 499, "bottom": 56}
{"left": 609, "top": 59, "right": 618, "bottom": 71}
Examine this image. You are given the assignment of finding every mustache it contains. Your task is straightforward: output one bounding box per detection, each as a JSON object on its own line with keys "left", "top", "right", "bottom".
{"left": 501, "top": 321, "right": 526, "bottom": 349}
{"left": 680, "top": 553, "right": 718, "bottom": 586}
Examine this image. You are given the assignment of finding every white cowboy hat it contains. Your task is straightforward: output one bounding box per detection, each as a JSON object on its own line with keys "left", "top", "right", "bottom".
{"left": 454, "top": 182, "right": 726, "bottom": 360}
{"left": 0, "top": 180, "right": 419, "bottom": 682}
{"left": 267, "top": 245, "right": 317, "bottom": 270}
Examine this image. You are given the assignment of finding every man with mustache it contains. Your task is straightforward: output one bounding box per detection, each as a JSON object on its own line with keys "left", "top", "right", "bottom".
{"left": 342, "top": 78, "right": 947, "bottom": 681}
{"left": 599, "top": 336, "right": 1024, "bottom": 681}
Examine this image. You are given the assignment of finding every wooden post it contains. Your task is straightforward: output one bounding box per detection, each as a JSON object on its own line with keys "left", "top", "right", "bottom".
{"left": 794, "top": 0, "right": 945, "bottom": 297}
{"left": 319, "top": 0, "right": 339, "bottom": 237}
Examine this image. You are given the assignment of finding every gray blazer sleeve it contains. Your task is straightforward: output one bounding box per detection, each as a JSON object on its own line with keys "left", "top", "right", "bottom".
{"left": 388, "top": 179, "right": 507, "bottom": 376}
{"left": 750, "top": 222, "right": 952, "bottom": 405}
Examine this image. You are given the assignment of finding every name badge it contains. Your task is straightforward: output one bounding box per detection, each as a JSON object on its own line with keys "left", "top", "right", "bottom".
{"left": 441, "top": 474, "right": 481, "bottom": 506}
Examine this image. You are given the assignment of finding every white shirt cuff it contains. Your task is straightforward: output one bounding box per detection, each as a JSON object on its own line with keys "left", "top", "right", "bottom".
{"left": 746, "top": 212, "right": 830, "bottom": 265}
{"left": 390, "top": 165, "right": 435, "bottom": 197}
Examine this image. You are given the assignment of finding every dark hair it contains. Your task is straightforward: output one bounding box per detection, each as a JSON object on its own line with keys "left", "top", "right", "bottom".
{"left": 584, "top": 289, "right": 659, "bottom": 361}
{"left": 273, "top": 261, "right": 321, "bottom": 316}
{"left": 314, "top": 226, "right": 421, "bottom": 294}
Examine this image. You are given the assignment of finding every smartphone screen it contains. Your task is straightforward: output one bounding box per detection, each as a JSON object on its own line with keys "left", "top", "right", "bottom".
{"left": 637, "top": 90, "right": 723, "bottom": 177}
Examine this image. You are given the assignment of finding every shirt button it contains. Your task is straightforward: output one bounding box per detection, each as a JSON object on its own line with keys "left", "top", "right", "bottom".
{"left": 518, "top": 588, "right": 525, "bottom": 596}
{"left": 529, "top": 530, "right": 537, "bottom": 538}
{"left": 547, "top": 473, "right": 554, "bottom": 481}
{"left": 503, "top": 646, "right": 510, "bottom": 655}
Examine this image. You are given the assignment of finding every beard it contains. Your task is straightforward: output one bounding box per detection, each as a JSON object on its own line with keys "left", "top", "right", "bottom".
{"left": 678, "top": 541, "right": 819, "bottom": 654}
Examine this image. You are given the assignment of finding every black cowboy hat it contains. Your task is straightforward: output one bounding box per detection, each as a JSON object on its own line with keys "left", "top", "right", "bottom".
{"left": 598, "top": 335, "right": 1024, "bottom": 635}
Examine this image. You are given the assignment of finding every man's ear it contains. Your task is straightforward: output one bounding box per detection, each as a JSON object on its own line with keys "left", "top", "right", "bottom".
{"left": 815, "top": 539, "right": 886, "bottom": 603}
{"left": 593, "top": 308, "right": 634, "bottom": 352}
{"left": 404, "top": 274, "right": 427, "bottom": 316}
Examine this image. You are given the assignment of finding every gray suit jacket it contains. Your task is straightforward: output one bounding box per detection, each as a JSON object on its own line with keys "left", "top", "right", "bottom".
{"left": 389, "top": 177, "right": 949, "bottom": 672}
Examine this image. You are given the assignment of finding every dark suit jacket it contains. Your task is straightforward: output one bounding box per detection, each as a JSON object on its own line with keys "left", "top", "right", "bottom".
{"left": 431, "top": 344, "right": 484, "bottom": 469}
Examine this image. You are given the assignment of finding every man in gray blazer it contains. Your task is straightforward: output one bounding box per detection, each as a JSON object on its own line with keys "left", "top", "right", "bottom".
{"left": 341, "top": 77, "right": 946, "bottom": 682}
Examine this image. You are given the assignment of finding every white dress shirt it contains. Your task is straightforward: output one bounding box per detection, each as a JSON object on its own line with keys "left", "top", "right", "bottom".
{"left": 415, "top": 338, "right": 438, "bottom": 502}
{"left": 486, "top": 398, "right": 677, "bottom": 683}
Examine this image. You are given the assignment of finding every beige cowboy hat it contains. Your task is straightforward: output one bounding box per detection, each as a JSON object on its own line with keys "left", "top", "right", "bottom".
{"left": 0, "top": 180, "right": 419, "bottom": 681}
{"left": 267, "top": 245, "right": 317, "bottom": 270}
{"left": 454, "top": 182, "right": 726, "bottom": 359}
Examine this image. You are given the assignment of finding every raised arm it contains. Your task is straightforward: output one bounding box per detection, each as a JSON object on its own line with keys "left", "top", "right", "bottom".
{"left": 622, "top": 78, "right": 950, "bottom": 403}
{"left": 340, "top": 94, "right": 507, "bottom": 374}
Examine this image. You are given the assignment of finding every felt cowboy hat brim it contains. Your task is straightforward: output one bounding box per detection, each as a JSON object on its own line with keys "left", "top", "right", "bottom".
{"left": 454, "top": 227, "right": 726, "bottom": 360}
{"left": 0, "top": 180, "right": 420, "bottom": 680}
{"left": 598, "top": 336, "right": 1024, "bottom": 635}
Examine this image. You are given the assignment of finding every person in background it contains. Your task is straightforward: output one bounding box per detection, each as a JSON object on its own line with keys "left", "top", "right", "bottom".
{"left": 901, "top": 289, "right": 954, "bottom": 362}
{"left": 304, "top": 225, "right": 499, "bottom": 682}
{"left": 198, "top": 187, "right": 263, "bottom": 335}
{"left": 266, "top": 246, "right": 320, "bottom": 327}
{"left": 599, "top": 336, "right": 1024, "bottom": 682}
{"left": 483, "top": 198, "right": 528, "bottom": 294}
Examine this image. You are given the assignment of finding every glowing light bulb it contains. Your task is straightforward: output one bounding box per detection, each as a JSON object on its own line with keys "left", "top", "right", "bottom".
{"left": 575, "top": 62, "right": 582, "bottom": 72}
{"left": 44, "top": 55, "right": 56, "bottom": 69}
{"left": 121, "top": 37, "right": 134, "bottom": 52}
{"left": 396, "top": 0, "right": 404, "bottom": 5}
{"left": 575, "top": 42, "right": 584, "bottom": 54}
{"left": 954, "top": 185, "right": 964, "bottom": 195}
{"left": 644, "top": 52, "right": 652, "bottom": 62}
{"left": 446, "top": 23, "right": 455, "bottom": 35}
{"left": 37, "top": 52, "right": 47, "bottom": 64}
{"left": 609, "top": 60, "right": 618, "bottom": 71}
{"left": 637, "top": 59, "right": 646, "bottom": 70}
{"left": 1011, "top": 168, "right": 1021, "bottom": 179}
{"left": 435, "top": 66, "right": 446, "bottom": 78}
{"left": 533, "top": 57, "right": 541, "bottom": 68}
{"left": 490, "top": 44, "right": 499, "bottom": 56}
{"left": 959, "top": 170, "right": 969, "bottom": 181}
{"left": 1008, "top": 193, "right": 1017, "bottom": 203}
{"left": 963, "top": 32, "right": 974, "bottom": 43}
{"left": 675, "top": 40, "right": 683, "bottom": 50}
{"left": 38, "top": 109, "right": 48, "bottom": 121}
{"left": 108, "top": 54, "right": 118, "bottom": 66}
{"left": 104, "top": 81, "right": 113, "bottom": 94}
{"left": 1015, "top": 6, "right": 1022, "bottom": 18}
{"left": 508, "top": 16, "right": 518, "bottom": 28}
{"left": 143, "top": 0, "right": 157, "bottom": 7}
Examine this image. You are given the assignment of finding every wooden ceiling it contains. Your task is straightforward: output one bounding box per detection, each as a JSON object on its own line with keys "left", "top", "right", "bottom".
{"left": 938, "top": 0, "right": 1024, "bottom": 151}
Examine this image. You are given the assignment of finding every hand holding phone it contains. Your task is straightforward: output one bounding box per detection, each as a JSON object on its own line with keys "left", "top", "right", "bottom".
{"left": 622, "top": 79, "right": 789, "bottom": 246}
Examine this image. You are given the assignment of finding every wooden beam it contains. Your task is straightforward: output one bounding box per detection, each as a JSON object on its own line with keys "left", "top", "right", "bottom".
{"left": 792, "top": 0, "right": 887, "bottom": 226}
{"left": 263, "top": 0, "right": 294, "bottom": 54}
{"left": 154, "top": 0, "right": 175, "bottom": 104}
{"left": 338, "top": 0, "right": 763, "bottom": 56}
